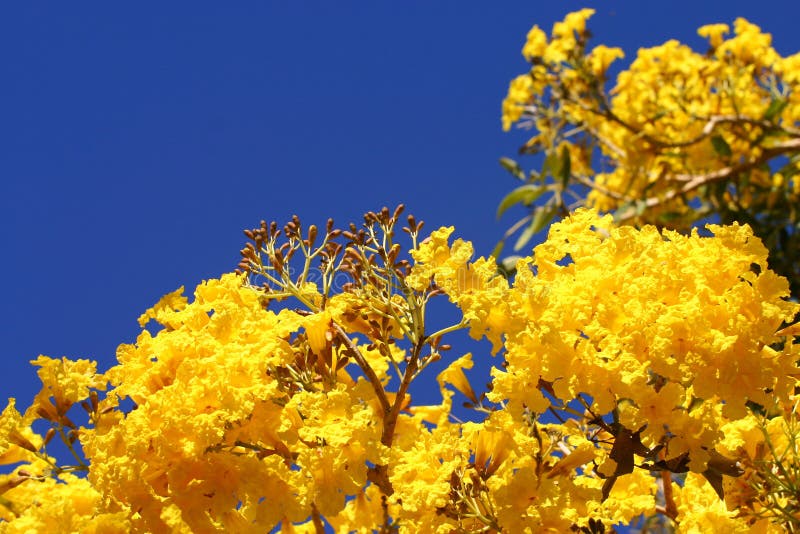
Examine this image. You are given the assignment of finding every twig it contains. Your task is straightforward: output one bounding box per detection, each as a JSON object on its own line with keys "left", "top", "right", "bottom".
{"left": 586, "top": 126, "right": 625, "bottom": 158}
{"left": 661, "top": 469, "right": 678, "bottom": 521}
{"left": 572, "top": 173, "right": 631, "bottom": 201}
{"left": 331, "top": 322, "right": 391, "bottom": 416}
{"left": 500, "top": 213, "right": 533, "bottom": 241}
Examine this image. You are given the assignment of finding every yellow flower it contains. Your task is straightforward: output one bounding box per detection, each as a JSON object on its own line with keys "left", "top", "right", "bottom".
{"left": 501, "top": 74, "right": 534, "bottom": 131}
{"left": 697, "top": 23, "right": 730, "bottom": 48}
{"left": 437, "top": 352, "right": 477, "bottom": 403}
{"left": 587, "top": 45, "right": 624, "bottom": 78}
{"left": 560, "top": 8, "right": 595, "bottom": 37}
{"left": 136, "top": 285, "right": 187, "bottom": 328}
{"left": 522, "top": 25, "right": 548, "bottom": 60}
{"left": 674, "top": 473, "right": 751, "bottom": 532}
{"left": 0, "top": 474, "right": 130, "bottom": 533}
{"left": 598, "top": 470, "right": 657, "bottom": 525}
{"left": 28, "top": 355, "right": 104, "bottom": 416}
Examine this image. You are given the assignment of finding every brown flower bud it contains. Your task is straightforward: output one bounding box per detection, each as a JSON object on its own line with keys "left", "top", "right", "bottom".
{"left": 43, "top": 427, "right": 57, "bottom": 446}
{"left": 8, "top": 431, "right": 38, "bottom": 453}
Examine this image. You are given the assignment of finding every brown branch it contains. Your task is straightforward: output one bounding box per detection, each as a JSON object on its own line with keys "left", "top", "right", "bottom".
{"left": 661, "top": 469, "right": 679, "bottom": 521}
{"left": 310, "top": 504, "right": 325, "bottom": 534}
{"left": 586, "top": 126, "right": 626, "bottom": 158}
{"left": 381, "top": 351, "right": 418, "bottom": 448}
{"left": 617, "top": 114, "right": 800, "bottom": 150}
{"left": 695, "top": 114, "right": 800, "bottom": 140}
{"left": 332, "top": 320, "right": 403, "bottom": 497}
{"left": 616, "top": 138, "right": 800, "bottom": 223}
{"left": 569, "top": 91, "right": 800, "bottom": 150}
{"left": 672, "top": 138, "right": 800, "bottom": 182}
{"left": 331, "top": 322, "right": 391, "bottom": 416}
{"left": 369, "top": 340, "right": 424, "bottom": 497}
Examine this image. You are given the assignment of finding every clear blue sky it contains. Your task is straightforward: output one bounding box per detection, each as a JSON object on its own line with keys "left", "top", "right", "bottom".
{"left": 2, "top": 0, "right": 799, "bottom": 506}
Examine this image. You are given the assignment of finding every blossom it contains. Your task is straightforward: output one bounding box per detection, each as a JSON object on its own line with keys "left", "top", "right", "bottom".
{"left": 697, "top": 23, "right": 730, "bottom": 48}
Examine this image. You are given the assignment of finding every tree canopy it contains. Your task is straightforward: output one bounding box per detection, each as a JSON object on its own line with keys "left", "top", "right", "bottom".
{"left": 1, "top": 9, "right": 799, "bottom": 534}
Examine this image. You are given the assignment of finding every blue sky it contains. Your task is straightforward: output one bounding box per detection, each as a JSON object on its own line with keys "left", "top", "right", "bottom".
{"left": 2, "top": 1, "right": 799, "bottom": 518}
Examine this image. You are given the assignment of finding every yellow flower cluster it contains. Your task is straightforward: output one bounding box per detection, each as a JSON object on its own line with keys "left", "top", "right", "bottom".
{"left": 0, "top": 211, "right": 797, "bottom": 531}
{"left": 502, "top": 11, "right": 800, "bottom": 226}
{"left": 410, "top": 209, "right": 798, "bottom": 531}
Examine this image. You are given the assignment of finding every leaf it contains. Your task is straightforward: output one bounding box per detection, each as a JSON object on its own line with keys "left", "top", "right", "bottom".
{"left": 763, "top": 97, "right": 788, "bottom": 121}
{"left": 711, "top": 135, "right": 732, "bottom": 158}
{"left": 499, "top": 157, "right": 525, "bottom": 181}
{"left": 542, "top": 151, "right": 560, "bottom": 179}
{"left": 514, "top": 204, "right": 557, "bottom": 251}
{"left": 496, "top": 184, "right": 547, "bottom": 219}
{"left": 558, "top": 144, "right": 571, "bottom": 189}
{"left": 531, "top": 203, "right": 559, "bottom": 234}
{"left": 514, "top": 223, "right": 538, "bottom": 252}
{"left": 701, "top": 449, "right": 744, "bottom": 500}
{"left": 600, "top": 427, "right": 638, "bottom": 501}
{"left": 541, "top": 146, "right": 572, "bottom": 188}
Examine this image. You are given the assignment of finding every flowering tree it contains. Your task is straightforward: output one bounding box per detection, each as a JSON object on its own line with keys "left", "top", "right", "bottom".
{"left": 497, "top": 9, "right": 800, "bottom": 296}
{"left": 1, "top": 10, "right": 800, "bottom": 534}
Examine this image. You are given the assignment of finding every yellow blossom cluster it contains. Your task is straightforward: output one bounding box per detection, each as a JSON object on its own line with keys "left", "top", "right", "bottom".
{"left": 409, "top": 209, "right": 799, "bottom": 531}
{"left": 0, "top": 210, "right": 798, "bottom": 532}
{"left": 501, "top": 10, "right": 800, "bottom": 241}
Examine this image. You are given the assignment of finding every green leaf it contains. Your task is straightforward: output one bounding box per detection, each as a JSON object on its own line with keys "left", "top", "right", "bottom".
{"left": 532, "top": 203, "right": 559, "bottom": 234}
{"left": 514, "top": 222, "right": 537, "bottom": 252}
{"left": 496, "top": 184, "right": 547, "bottom": 219}
{"left": 514, "top": 204, "right": 557, "bottom": 251}
{"left": 499, "top": 157, "right": 525, "bottom": 180}
{"left": 542, "top": 151, "right": 557, "bottom": 178}
{"left": 490, "top": 240, "right": 505, "bottom": 260}
{"left": 541, "top": 147, "right": 572, "bottom": 187}
{"left": 763, "top": 97, "right": 788, "bottom": 121}
{"left": 558, "top": 145, "right": 571, "bottom": 189}
{"left": 710, "top": 135, "right": 732, "bottom": 158}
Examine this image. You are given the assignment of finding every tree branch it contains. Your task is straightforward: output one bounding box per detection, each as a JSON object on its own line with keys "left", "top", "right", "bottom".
{"left": 572, "top": 173, "right": 631, "bottom": 201}
{"left": 381, "top": 350, "right": 418, "bottom": 448}
{"left": 331, "top": 322, "right": 391, "bottom": 416}
{"left": 570, "top": 91, "right": 800, "bottom": 149}
{"left": 661, "top": 469, "right": 678, "bottom": 521}
{"left": 310, "top": 504, "right": 325, "bottom": 534}
{"left": 616, "top": 138, "right": 800, "bottom": 222}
